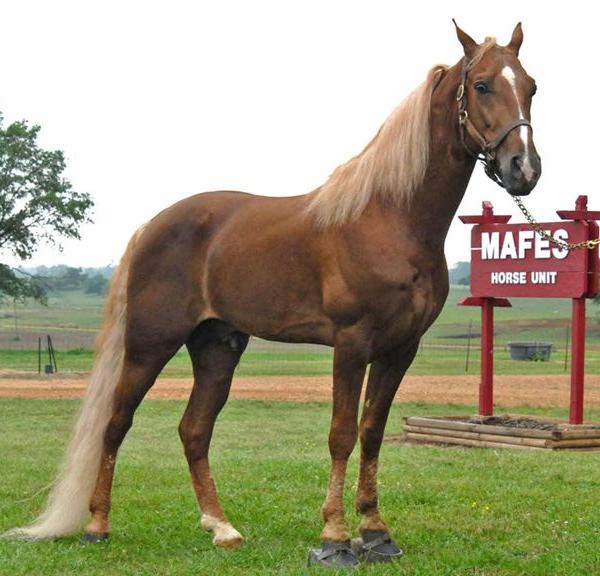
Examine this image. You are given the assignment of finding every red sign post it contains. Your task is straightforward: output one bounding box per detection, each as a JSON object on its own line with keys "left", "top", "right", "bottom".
{"left": 459, "top": 196, "right": 599, "bottom": 424}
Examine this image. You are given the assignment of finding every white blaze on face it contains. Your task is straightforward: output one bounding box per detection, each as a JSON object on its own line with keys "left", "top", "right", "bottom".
{"left": 501, "top": 65, "right": 535, "bottom": 180}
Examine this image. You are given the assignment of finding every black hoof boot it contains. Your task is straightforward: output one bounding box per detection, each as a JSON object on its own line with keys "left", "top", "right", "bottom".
{"left": 308, "top": 540, "right": 360, "bottom": 569}
{"left": 351, "top": 530, "right": 403, "bottom": 563}
{"left": 81, "top": 532, "right": 110, "bottom": 544}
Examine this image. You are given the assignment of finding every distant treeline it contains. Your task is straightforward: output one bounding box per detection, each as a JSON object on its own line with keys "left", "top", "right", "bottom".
{"left": 26, "top": 265, "right": 115, "bottom": 295}
{"left": 23, "top": 262, "right": 468, "bottom": 296}
{"left": 448, "top": 261, "right": 470, "bottom": 286}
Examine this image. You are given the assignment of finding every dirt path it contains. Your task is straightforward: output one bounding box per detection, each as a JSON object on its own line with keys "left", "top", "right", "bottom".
{"left": 1, "top": 373, "right": 600, "bottom": 408}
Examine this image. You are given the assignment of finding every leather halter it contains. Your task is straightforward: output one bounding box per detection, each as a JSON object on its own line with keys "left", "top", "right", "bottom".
{"left": 456, "top": 58, "right": 532, "bottom": 187}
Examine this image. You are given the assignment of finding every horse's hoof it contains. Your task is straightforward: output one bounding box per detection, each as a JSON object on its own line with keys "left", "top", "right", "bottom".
{"left": 213, "top": 533, "right": 244, "bottom": 549}
{"left": 351, "top": 530, "right": 403, "bottom": 563}
{"left": 81, "top": 531, "right": 110, "bottom": 544}
{"left": 308, "top": 540, "right": 359, "bottom": 569}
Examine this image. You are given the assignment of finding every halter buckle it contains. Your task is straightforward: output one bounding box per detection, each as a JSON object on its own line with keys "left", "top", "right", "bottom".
{"left": 456, "top": 84, "right": 465, "bottom": 101}
{"left": 458, "top": 110, "right": 468, "bottom": 124}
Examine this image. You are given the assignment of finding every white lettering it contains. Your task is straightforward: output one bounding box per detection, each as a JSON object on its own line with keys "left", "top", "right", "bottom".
{"left": 534, "top": 232, "right": 551, "bottom": 259}
{"left": 531, "top": 271, "right": 558, "bottom": 284}
{"left": 552, "top": 230, "right": 569, "bottom": 259}
{"left": 518, "top": 230, "right": 535, "bottom": 259}
{"left": 500, "top": 232, "right": 518, "bottom": 259}
{"left": 481, "top": 232, "right": 500, "bottom": 260}
{"left": 490, "top": 271, "right": 527, "bottom": 284}
{"left": 480, "top": 229, "right": 572, "bottom": 261}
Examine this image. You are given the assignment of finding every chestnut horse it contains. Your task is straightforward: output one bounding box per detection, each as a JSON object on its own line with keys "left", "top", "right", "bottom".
{"left": 8, "top": 22, "right": 540, "bottom": 567}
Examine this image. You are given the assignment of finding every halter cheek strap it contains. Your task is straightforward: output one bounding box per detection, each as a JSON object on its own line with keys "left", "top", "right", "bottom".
{"left": 457, "top": 59, "right": 532, "bottom": 188}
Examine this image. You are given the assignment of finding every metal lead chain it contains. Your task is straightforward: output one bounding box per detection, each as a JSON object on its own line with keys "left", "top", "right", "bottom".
{"left": 512, "top": 196, "right": 600, "bottom": 251}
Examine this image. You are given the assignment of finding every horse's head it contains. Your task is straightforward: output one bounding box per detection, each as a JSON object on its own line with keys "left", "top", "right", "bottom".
{"left": 454, "top": 21, "right": 541, "bottom": 196}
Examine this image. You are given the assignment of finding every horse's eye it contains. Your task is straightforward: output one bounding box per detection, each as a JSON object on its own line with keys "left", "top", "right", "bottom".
{"left": 474, "top": 82, "right": 489, "bottom": 94}
{"left": 530, "top": 83, "right": 537, "bottom": 97}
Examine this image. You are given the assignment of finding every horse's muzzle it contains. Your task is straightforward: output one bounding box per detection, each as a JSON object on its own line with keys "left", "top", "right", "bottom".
{"left": 498, "top": 151, "right": 542, "bottom": 196}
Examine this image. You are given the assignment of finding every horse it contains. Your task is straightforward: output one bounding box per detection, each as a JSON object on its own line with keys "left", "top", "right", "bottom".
{"left": 7, "top": 21, "right": 541, "bottom": 568}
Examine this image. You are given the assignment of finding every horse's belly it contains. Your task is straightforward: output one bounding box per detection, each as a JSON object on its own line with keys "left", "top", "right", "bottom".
{"left": 203, "top": 229, "right": 333, "bottom": 344}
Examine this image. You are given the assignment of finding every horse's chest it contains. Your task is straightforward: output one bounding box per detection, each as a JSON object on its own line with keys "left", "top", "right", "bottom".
{"left": 324, "top": 262, "right": 447, "bottom": 349}
{"left": 358, "top": 264, "right": 448, "bottom": 351}
{"left": 378, "top": 278, "right": 444, "bottom": 333}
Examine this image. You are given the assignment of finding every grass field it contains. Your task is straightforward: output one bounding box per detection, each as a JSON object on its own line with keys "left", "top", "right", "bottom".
{"left": 2, "top": 345, "right": 600, "bottom": 378}
{"left": 4, "top": 287, "right": 600, "bottom": 342}
{"left": 1, "top": 290, "right": 104, "bottom": 331}
{"left": 1, "top": 287, "right": 600, "bottom": 376}
{"left": 1, "top": 398, "right": 600, "bottom": 575}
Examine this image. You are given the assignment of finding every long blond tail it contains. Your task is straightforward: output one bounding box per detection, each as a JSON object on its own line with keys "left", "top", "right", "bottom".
{"left": 5, "top": 227, "right": 144, "bottom": 540}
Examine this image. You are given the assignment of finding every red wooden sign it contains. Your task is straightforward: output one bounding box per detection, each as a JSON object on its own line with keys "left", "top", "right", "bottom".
{"left": 470, "top": 221, "right": 591, "bottom": 298}
{"left": 460, "top": 196, "right": 600, "bottom": 425}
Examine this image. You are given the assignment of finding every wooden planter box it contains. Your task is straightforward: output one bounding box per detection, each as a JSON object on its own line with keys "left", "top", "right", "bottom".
{"left": 395, "top": 415, "right": 600, "bottom": 451}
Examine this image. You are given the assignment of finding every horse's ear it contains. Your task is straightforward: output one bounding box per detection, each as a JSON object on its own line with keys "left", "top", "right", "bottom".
{"left": 507, "top": 22, "right": 523, "bottom": 55}
{"left": 452, "top": 19, "right": 477, "bottom": 58}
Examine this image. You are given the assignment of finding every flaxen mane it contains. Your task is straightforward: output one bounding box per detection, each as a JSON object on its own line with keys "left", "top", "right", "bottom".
{"left": 307, "top": 39, "right": 496, "bottom": 228}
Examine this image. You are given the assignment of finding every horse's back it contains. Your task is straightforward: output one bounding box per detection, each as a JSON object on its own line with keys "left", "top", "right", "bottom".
{"left": 127, "top": 190, "right": 333, "bottom": 344}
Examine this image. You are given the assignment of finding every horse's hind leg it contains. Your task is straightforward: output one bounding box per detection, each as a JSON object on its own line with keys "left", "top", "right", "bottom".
{"left": 179, "top": 321, "right": 248, "bottom": 548}
{"left": 85, "top": 282, "right": 196, "bottom": 540}
{"left": 84, "top": 342, "right": 183, "bottom": 540}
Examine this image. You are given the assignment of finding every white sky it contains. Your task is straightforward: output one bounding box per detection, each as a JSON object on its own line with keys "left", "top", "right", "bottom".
{"left": 1, "top": 0, "right": 597, "bottom": 270}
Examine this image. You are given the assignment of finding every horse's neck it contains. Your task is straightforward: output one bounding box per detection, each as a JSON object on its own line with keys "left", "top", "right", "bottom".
{"left": 384, "top": 64, "right": 476, "bottom": 248}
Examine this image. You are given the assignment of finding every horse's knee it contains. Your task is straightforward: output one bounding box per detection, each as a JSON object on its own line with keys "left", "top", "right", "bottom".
{"left": 328, "top": 424, "right": 358, "bottom": 460}
{"left": 179, "top": 417, "right": 211, "bottom": 461}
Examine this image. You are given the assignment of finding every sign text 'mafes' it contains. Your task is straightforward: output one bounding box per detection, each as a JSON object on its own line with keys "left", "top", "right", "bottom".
{"left": 481, "top": 229, "right": 568, "bottom": 261}
{"left": 470, "top": 221, "right": 590, "bottom": 298}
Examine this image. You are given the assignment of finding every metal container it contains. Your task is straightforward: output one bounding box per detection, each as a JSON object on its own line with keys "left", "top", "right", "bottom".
{"left": 508, "top": 342, "right": 552, "bottom": 361}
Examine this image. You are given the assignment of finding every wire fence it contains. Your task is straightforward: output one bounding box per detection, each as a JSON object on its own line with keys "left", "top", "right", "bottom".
{"left": 2, "top": 321, "right": 599, "bottom": 376}
{"left": 0, "top": 326, "right": 96, "bottom": 351}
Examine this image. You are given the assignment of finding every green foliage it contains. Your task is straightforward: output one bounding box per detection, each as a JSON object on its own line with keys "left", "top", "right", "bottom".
{"left": 84, "top": 272, "right": 108, "bottom": 295}
{"left": 448, "top": 260, "right": 470, "bottom": 285}
{"left": 54, "top": 267, "right": 86, "bottom": 290}
{"left": 25, "top": 265, "right": 113, "bottom": 294}
{"left": 0, "top": 112, "right": 93, "bottom": 301}
{"left": 0, "top": 264, "right": 47, "bottom": 304}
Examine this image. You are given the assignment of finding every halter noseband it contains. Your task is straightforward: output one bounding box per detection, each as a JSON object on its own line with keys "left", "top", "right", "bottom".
{"left": 456, "top": 58, "right": 532, "bottom": 188}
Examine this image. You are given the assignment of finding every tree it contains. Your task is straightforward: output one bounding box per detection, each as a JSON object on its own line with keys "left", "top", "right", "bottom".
{"left": 84, "top": 272, "right": 108, "bottom": 295}
{"left": 57, "top": 266, "right": 86, "bottom": 290}
{"left": 0, "top": 112, "right": 93, "bottom": 301}
{"left": 0, "top": 263, "right": 46, "bottom": 302}
{"left": 448, "top": 261, "right": 471, "bottom": 286}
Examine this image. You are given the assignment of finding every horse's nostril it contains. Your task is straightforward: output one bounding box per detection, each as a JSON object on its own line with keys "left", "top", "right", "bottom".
{"left": 511, "top": 155, "right": 523, "bottom": 176}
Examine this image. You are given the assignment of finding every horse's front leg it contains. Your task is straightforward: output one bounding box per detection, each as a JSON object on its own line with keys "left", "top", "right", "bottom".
{"left": 309, "top": 329, "right": 368, "bottom": 569}
{"left": 353, "top": 341, "right": 419, "bottom": 563}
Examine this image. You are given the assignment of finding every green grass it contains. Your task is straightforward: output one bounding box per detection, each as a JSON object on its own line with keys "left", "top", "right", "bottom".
{"left": 4, "top": 288, "right": 600, "bottom": 342}
{"left": 2, "top": 287, "right": 600, "bottom": 377}
{"left": 1, "top": 398, "right": 600, "bottom": 575}
{"left": 3, "top": 346, "right": 600, "bottom": 377}
{"left": 7, "top": 287, "right": 599, "bottom": 338}
{"left": 0, "top": 290, "right": 104, "bottom": 331}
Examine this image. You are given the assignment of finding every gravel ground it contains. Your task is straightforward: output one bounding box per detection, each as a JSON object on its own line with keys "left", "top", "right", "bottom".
{"left": 1, "top": 372, "right": 600, "bottom": 408}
